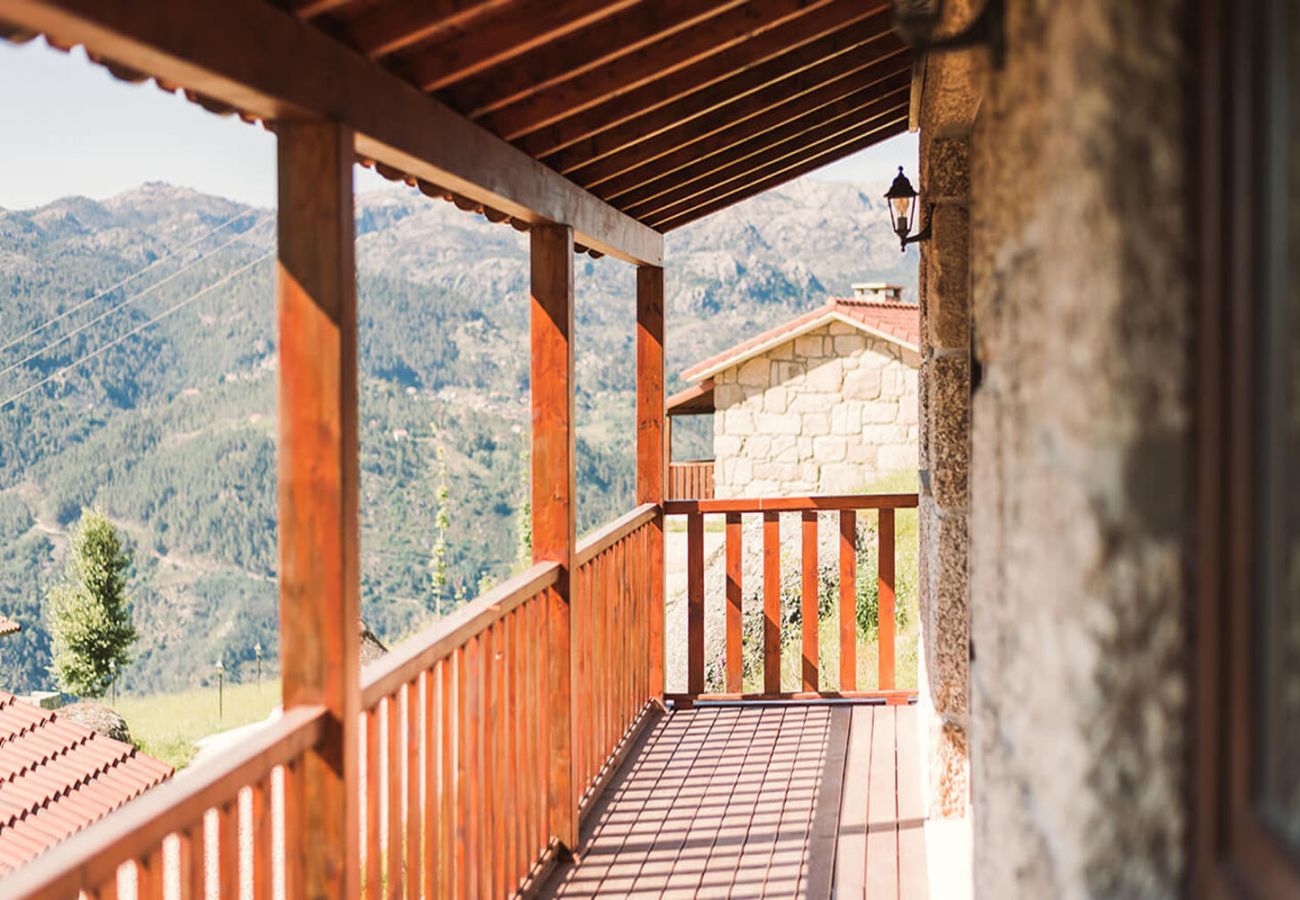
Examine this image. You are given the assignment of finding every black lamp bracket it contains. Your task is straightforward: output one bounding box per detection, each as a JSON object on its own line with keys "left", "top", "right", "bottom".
{"left": 899, "top": 202, "right": 935, "bottom": 252}
{"left": 896, "top": 0, "right": 1004, "bottom": 68}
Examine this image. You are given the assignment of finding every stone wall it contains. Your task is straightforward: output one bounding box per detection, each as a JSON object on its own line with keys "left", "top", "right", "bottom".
{"left": 710, "top": 322, "right": 918, "bottom": 497}
{"left": 919, "top": 0, "right": 1195, "bottom": 896}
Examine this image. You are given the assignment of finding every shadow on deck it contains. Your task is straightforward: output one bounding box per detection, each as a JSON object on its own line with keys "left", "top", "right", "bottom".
{"left": 543, "top": 703, "right": 928, "bottom": 898}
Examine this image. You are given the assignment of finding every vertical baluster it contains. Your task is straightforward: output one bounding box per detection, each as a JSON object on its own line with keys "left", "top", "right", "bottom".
{"left": 763, "top": 511, "right": 782, "bottom": 694}
{"left": 725, "top": 513, "right": 743, "bottom": 693}
{"left": 283, "top": 759, "right": 304, "bottom": 899}
{"left": 423, "top": 668, "right": 436, "bottom": 900}
{"left": 406, "top": 679, "right": 421, "bottom": 899}
{"left": 365, "top": 706, "right": 381, "bottom": 898}
{"left": 218, "top": 800, "right": 238, "bottom": 895}
{"left": 801, "top": 510, "right": 819, "bottom": 692}
{"left": 597, "top": 551, "right": 610, "bottom": 765}
{"left": 475, "top": 633, "right": 492, "bottom": 899}
{"left": 252, "top": 776, "right": 273, "bottom": 899}
{"left": 461, "top": 641, "right": 478, "bottom": 899}
{"left": 455, "top": 646, "right": 469, "bottom": 898}
{"left": 136, "top": 846, "right": 164, "bottom": 900}
{"left": 90, "top": 872, "right": 119, "bottom": 900}
{"left": 535, "top": 596, "right": 549, "bottom": 857}
{"left": 574, "top": 562, "right": 588, "bottom": 799}
{"left": 386, "top": 693, "right": 403, "bottom": 897}
{"left": 878, "top": 508, "right": 896, "bottom": 691}
{"left": 687, "top": 512, "right": 705, "bottom": 694}
{"left": 440, "top": 656, "right": 456, "bottom": 900}
{"left": 839, "top": 510, "right": 858, "bottom": 692}
{"left": 179, "top": 821, "right": 203, "bottom": 900}
{"left": 507, "top": 610, "right": 522, "bottom": 891}
{"left": 491, "top": 622, "right": 506, "bottom": 898}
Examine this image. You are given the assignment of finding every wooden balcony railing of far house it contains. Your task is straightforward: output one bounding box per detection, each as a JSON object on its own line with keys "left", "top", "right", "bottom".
{"left": 668, "top": 459, "right": 715, "bottom": 500}
{"left": 664, "top": 493, "right": 920, "bottom": 704}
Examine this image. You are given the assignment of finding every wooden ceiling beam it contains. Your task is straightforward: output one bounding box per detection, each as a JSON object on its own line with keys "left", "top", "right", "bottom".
{"left": 650, "top": 119, "right": 909, "bottom": 230}
{"left": 518, "top": 2, "right": 894, "bottom": 160}
{"left": 394, "top": 0, "right": 641, "bottom": 89}
{"left": 565, "top": 47, "right": 909, "bottom": 189}
{"left": 590, "top": 67, "right": 911, "bottom": 198}
{"left": 644, "top": 114, "right": 908, "bottom": 227}
{"left": 471, "top": 0, "right": 847, "bottom": 136}
{"left": 288, "top": 0, "right": 354, "bottom": 20}
{"left": 343, "top": 0, "right": 513, "bottom": 60}
{"left": 0, "top": 0, "right": 661, "bottom": 265}
{"left": 437, "top": 0, "right": 753, "bottom": 119}
{"left": 610, "top": 86, "right": 911, "bottom": 213}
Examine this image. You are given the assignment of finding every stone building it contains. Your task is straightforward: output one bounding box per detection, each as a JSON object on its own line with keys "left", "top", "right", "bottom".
{"left": 670, "top": 285, "right": 920, "bottom": 498}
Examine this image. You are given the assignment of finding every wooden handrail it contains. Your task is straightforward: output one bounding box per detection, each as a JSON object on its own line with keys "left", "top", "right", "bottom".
{"left": 664, "top": 493, "right": 919, "bottom": 515}
{"left": 4, "top": 704, "right": 328, "bottom": 899}
{"left": 360, "top": 561, "right": 560, "bottom": 709}
{"left": 574, "top": 502, "right": 659, "bottom": 567}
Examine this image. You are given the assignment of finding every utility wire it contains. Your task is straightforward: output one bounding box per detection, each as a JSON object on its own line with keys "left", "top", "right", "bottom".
{"left": 0, "top": 217, "right": 273, "bottom": 381}
{"left": 0, "top": 250, "right": 274, "bottom": 412}
{"left": 0, "top": 209, "right": 256, "bottom": 356}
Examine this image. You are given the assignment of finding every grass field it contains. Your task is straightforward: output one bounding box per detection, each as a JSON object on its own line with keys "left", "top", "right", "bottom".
{"left": 114, "top": 678, "right": 281, "bottom": 769}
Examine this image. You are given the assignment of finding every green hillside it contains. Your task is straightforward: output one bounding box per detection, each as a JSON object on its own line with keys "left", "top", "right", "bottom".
{"left": 0, "top": 180, "right": 915, "bottom": 695}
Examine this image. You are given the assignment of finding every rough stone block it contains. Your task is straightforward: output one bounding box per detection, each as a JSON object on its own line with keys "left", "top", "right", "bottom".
{"left": 726, "top": 407, "right": 755, "bottom": 435}
{"left": 843, "top": 365, "right": 883, "bottom": 400}
{"left": 928, "top": 204, "right": 971, "bottom": 348}
{"left": 802, "top": 411, "right": 830, "bottom": 433}
{"left": 746, "top": 434, "right": 771, "bottom": 457}
{"left": 714, "top": 434, "right": 742, "bottom": 457}
{"left": 863, "top": 401, "right": 900, "bottom": 424}
{"left": 878, "top": 444, "right": 918, "bottom": 472}
{"left": 764, "top": 386, "right": 789, "bottom": 413}
{"left": 731, "top": 457, "right": 752, "bottom": 484}
{"left": 713, "top": 383, "right": 741, "bottom": 407}
{"left": 737, "top": 356, "right": 769, "bottom": 387}
{"left": 813, "top": 435, "right": 848, "bottom": 461}
{"left": 805, "top": 359, "right": 843, "bottom": 391}
{"left": 925, "top": 135, "right": 970, "bottom": 199}
{"left": 771, "top": 360, "right": 804, "bottom": 384}
{"left": 794, "top": 335, "right": 824, "bottom": 358}
{"left": 831, "top": 403, "right": 862, "bottom": 435}
{"left": 929, "top": 354, "right": 970, "bottom": 508}
{"left": 755, "top": 412, "right": 801, "bottom": 435}
{"left": 834, "top": 334, "right": 867, "bottom": 354}
{"left": 827, "top": 320, "right": 856, "bottom": 335}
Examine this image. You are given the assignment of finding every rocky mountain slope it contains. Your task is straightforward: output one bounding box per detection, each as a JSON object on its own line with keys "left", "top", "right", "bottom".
{"left": 0, "top": 177, "right": 916, "bottom": 694}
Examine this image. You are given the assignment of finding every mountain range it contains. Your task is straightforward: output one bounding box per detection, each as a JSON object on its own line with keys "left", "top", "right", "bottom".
{"left": 0, "top": 176, "right": 916, "bottom": 694}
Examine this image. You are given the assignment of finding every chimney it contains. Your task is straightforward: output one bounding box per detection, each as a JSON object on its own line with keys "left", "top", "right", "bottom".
{"left": 851, "top": 282, "right": 903, "bottom": 302}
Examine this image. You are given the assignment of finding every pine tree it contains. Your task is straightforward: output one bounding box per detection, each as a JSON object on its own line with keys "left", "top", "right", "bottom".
{"left": 47, "top": 509, "right": 137, "bottom": 698}
{"left": 429, "top": 425, "right": 450, "bottom": 617}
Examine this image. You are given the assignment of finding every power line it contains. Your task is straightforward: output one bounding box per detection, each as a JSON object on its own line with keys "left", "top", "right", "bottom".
{"left": 0, "top": 217, "right": 273, "bottom": 381}
{"left": 0, "top": 251, "right": 274, "bottom": 412}
{"left": 0, "top": 209, "right": 256, "bottom": 356}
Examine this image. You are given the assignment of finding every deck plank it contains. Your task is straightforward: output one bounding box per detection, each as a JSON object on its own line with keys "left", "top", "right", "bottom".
{"left": 865, "top": 706, "right": 899, "bottom": 899}
{"left": 836, "top": 705, "right": 873, "bottom": 896}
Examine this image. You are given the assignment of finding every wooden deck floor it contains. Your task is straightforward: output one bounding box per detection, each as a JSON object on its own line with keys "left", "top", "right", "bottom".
{"left": 542, "top": 703, "right": 927, "bottom": 898}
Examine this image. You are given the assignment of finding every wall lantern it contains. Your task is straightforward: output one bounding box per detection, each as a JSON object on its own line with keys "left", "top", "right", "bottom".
{"left": 885, "top": 167, "right": 932, "bottom": 253}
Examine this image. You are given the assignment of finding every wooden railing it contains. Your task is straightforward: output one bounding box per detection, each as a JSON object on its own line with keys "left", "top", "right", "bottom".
{"left": 663, "top": 494, "right": 919, "bottom": 703}
{"left": 357, "top": 561, "right": 561, "bottom": 898}
{"left": 572, "top": 503, "right": 660, "bottom": 810}
{"left": 1, "top": 704, "right": 328, "bottom": 899}
{"left": 668, "top": 460, "right": 715, "bottom": 499}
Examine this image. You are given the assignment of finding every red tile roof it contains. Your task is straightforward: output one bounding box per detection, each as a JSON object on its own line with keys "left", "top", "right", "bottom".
{"left": 681, "top": 296, "right": 921, "bottom": 383}
{"left": 0, "top": 619, "right": 19, "bottom": 638}
{"left": 0, "top": 691, "right": 172, "bottom": 875}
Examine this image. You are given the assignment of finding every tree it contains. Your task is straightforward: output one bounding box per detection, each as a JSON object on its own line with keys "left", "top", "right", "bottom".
{"left": 515, "top": 443, "right": 531, "bottom": 570}
{"left": 429, "top": 425, "right": 450, "bottom": 617}
{"left": 47, "top": 509, "right": 138, "bottom": 698}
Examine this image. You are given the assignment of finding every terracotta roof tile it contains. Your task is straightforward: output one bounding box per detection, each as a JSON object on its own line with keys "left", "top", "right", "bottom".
{"left": 0, "top": 690, "right": 172, "bottom": 876}
{"left": 681, "top": 296, "right": 920, "bottom": 382}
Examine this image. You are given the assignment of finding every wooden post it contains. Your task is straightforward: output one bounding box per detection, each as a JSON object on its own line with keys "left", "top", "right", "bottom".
{"left": 530, "top": 223, "right": 577, "bottom": 853}
{"left": 636, "top": 265, "right": 666, "bottom": 700}
{"left": 878, "top": 508, "right": 896, "bottom": 692}
{"left": 276, "top": 119, "right": 360, "bottom": 898}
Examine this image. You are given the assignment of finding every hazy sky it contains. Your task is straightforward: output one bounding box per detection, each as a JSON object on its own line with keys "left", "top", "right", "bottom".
{"left": 0, "top": 39, "right": 918, "bottom": 211}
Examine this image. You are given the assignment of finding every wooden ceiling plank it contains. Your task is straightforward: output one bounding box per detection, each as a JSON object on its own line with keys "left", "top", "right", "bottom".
{"left": 0, "top": 0, "right": 661, "bottom": 265}
{"left": 437, "top": 0, "right": 751, "bottom": 118}
{"left": 396, "top": 0, "right": 642, "bottom": 90}
{"left": 565, "top": 47, "right": 910, "bottom": 189}
{"left": 519, "top": 2, "right": 894, "bottom": 160}
{"left": 651, "top": 120, "right": 909, "bottom": 230}
{"left": 476, "top": 0, "right": 846, "bottom": 139}
{"left": 592, "top": 69, "right": 911, "bottom": 199}
{"left": 644, "top": 114, "right": 909, "bottom": 227}
{"left": 609, "top": 86, "right": 911, "bottom": 212}
{"left": 289, "top": 0, "right": 354, "bottom": 20}
{"left": 345, "top": 0, "right": 513, "bottom": 60}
